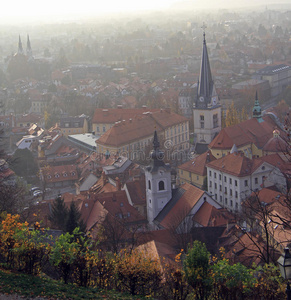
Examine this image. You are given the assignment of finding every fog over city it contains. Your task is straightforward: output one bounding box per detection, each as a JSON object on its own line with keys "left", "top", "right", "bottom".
{"left": 1, "top": 0, "right": 290, "bottom": 24}
{"left": 0, "top": 0, "right": 291, "bottom": 298}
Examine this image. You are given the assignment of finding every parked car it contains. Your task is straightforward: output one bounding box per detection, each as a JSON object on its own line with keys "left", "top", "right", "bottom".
{"left": 33, "top": 190, "right": 43, "bottom": 197}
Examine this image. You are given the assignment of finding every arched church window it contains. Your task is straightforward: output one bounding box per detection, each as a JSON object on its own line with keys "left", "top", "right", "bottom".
{"left": 148, "top": 180, "right": 151, "bottom": 190}
{"left": 158, "top": 180, "right": 165, "bottom": 191}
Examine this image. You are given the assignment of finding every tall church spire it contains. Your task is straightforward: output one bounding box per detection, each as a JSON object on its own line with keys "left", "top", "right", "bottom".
{"left": 18, "top": 35, "right": 24, "bottom": 55}
{"left": 197, "top": 24, "right": 214, "bottom": 106}
{"left": 148, "top": 130, "right": 166, "bottom": 172}
{"left": 26, "top": 34, "right": 32, "bottom": 58}
{"left": 252, "top": 91, "right": 263, "bottom": 122}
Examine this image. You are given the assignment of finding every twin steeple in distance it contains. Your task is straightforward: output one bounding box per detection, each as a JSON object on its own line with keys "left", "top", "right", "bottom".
{"left": 17, "top": 35, "right": 33, "bottom": 58}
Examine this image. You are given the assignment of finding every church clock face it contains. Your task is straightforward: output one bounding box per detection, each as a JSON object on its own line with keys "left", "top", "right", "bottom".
{"left": 199, "top": 96, "right": 204, "bottom": 102}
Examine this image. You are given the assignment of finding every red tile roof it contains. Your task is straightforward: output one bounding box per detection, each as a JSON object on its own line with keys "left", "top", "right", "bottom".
{"left": 160, "top": 183, "right": 205, "bottom": 229}
{"left": 92, "top": 107, "right": 159, "bottom": 124}
{"left": 42, "top": 165, "right": 78, "bottom": 184}
{"left": 178, "top": 150, "right": 216, "bottom": 176}
{"left": 206, "top": 152, "right": 263, "bottom": 177}
{"left": 193, "top": 202, "right": 235, "bottom": 227}
{"left": 97, "top": 110, "right": 188, "bottom": 147}
{"left": 125, "top": 179, "right": 146, "bottom": 206}
{"left": 209, "top": 115, "right": 283, "bottom": 150}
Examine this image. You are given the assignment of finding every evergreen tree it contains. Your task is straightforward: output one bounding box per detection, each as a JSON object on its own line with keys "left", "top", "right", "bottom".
{"left": 49, "top": 195, "right": 68, "bottom": 231}
{"left": 66, "top": 201, "right": 86, "bottom": 234}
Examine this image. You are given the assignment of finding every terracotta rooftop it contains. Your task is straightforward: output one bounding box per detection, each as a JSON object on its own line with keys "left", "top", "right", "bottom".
{"left": 125, "top": 178, "right": 146, "bottom": 206}
{"left": 97, "top": 110, "right": 188, "bottom": 147}
{"left": 157, "top": 182, "right": 205, "bottom": 229}
{"left": 209, "top": 115, "right": 282, "bottom": 150}
{"left": 42, "top": 165, "right": 78, "bottom": 184}
{"left": 92, "top": 107, "right": 159, "bottom": 124}
{"left": 193, "top": 202, "right": 235, "bottom": 227}
{"left": 178, "top": 150, "right": 216, "bottom": 176}
{"left": 206, "top": 152, "right": 263, "bottom": 177}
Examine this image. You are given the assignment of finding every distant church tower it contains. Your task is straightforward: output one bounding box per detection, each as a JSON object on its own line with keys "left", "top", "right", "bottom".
{"left": 26, "top": 35, "right": 33, "bottom": 60}
{"left": 193, "top": 26, "right": 221, "bottom": 152}
{"left": 17, "top": 35, "right": 24, "bottom": 55}
{"left": 145, "top": 131, "right": 172, "bottom": 225}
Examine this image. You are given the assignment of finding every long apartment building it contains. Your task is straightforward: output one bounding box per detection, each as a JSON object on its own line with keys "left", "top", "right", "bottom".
{"left": 95, "top": 109, "right": 189, "bottom": 160}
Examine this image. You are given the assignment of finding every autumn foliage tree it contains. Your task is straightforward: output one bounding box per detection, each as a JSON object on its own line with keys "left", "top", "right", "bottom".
{"left": 115, "top": 249, "right": 162, "bottom": 296}
{"left": 223, "top": 101, "right": 249, "bottom": 128}
{"left": 183, "top": 240, "right": 211, "bottom": 300}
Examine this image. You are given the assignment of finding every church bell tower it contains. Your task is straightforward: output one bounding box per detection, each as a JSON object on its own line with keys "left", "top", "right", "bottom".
{"left": 193, "top": 25, "right": 221, "bottom": 151}
{"left": 145, "top": 131, "right": 172, "bottom": 225}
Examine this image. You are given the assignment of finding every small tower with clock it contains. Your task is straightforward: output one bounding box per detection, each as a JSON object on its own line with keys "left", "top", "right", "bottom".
{"left": 193, "top": 25, "right": 221, "bottom": 151}
{"left": 145, "top": 131, "right": 172, "bottom": 225}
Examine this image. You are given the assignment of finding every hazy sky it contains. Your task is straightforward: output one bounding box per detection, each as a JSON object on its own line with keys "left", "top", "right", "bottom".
{"left": 0, "top": 0, "right": 183, "bottom": 23}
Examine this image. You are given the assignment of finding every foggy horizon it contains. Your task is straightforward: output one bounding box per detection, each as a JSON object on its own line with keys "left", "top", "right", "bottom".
{"left": 1, "top": 0, "right": 291, "bottom": 25}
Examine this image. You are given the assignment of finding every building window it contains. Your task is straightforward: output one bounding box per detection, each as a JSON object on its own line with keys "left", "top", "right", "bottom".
{"left": 103, "top": 126, "right": 106, "bottom": 132}
{"left": 215, "top": 194, "right": 217, "bottom": 200}
{"left": 158, "top": 181, "right": 165, "bottom": 191}
{"left": 225, "top": 198, "right": 228, "bottom": 205}
{"left": 230, "top": 189, "right": 232, "bottom": 196}
{"left": 230, "top": 200, "right": 233, "bottom": 207}
{"left": 235, "top": 202, "right": 238, "bottom": 210}
{"left": 219, "top": 184, "right": 222, "bottom": 191}
{"left": 214, "top": 172, "right": 217, "bottom": 179}
{"left": 229, "top": 178, "right": 232, "bottom": 184}
{"left": 215, "top": 183, "right": 217, "bottom": 189}
{"left": 200, "top": 115, "right": 204, "bottom": 128}
{"left": 65, "top": 122, "right": 70, "bottom": 128}
{"left": 213, "top": 113, "right": 218, "bottom": 128}
{"left": 219, "top": 174, "right": 221, "bottom": 180}
{"left": 209, "top": 181, "right": 212, "bottom": 187}
{"left": 197, "top": 175, "right": 199, "bottom": 180}
{"left": 235, "top": 180, "right": 237, "bottom": 187}
{"left": 255, "top": 177, "right": 258, "bottom": 184}
{"left": 225, "top": 187, "right": 227, "bottom": 194}
{"left": 97, "top": 127, "right": 99, "bottom": 132}
{"left": 244, "top": 180, "right": 248, "bottom": 187}
{"left": 148, "top": 180, "right": 151, "bottom": 190}
{"left": 209, "top": 170, "right": 212, "bottom": 177}
{"left": 235, "top": 191, "right": 238, "bottom": 198}
{"left": 220, "top": 195, "right": 222, "bottom": 202}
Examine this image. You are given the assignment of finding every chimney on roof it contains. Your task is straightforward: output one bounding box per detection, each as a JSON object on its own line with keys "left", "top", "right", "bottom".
{"left": 102, "top": 109, "right": 108, "bottom": 116}
{"left": 101, "top": 171, "right": 107, "bottom": 186}
{"left": 142, "top": 105, "right": 147, "bottom": 109}
{"left": 129, "top": 118, "right": 132, "bottom": 123}
{"left": 116, "top": 177, "right": 121, "bottom": 191}
{"left": 117, "top": 105, "right": 123, "bottom": 109}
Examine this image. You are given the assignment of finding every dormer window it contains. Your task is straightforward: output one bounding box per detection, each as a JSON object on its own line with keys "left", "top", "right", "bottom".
{"left": 64, "top": 122, "right": 70, "bottom": 128}
{"left": 71, "top": 172, "right": 76, "bottom": 176}
{"left": 55, "top": 174, "right": 60, "bottom": 178}
{"left": 63, "top": 173, "right": 68, "bottom": 177}
{"left": 47, "top": 175, "right": 51, "bottom": 179}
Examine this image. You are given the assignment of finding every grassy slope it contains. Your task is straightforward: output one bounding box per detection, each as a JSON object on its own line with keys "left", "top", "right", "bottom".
{"left": 0, "top": 269, "right": 143, "bottom": 300}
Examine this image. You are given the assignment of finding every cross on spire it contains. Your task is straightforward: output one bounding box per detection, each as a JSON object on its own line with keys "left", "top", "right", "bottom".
{"left": 201, "top": 23, "right": 207, "bottom": 43}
